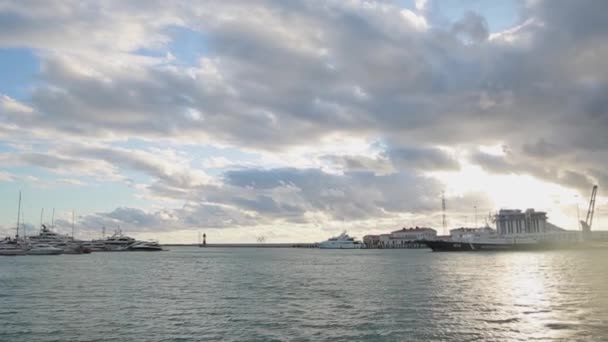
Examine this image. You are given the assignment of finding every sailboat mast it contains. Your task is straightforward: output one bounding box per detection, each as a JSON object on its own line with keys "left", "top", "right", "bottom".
{"left": 72, "top": 210, "right": 75, "bottom": 238}
{"left": 16, "top": 191, "right": 21, "bottom": 238}
{"left": 21, "top": 206, "right": 26, "bottom": 238}
{"left": 40, "top": 208, "right": 44, "bottom": 228}
{"left": 51, "top": 208, "right": 55, "bottom": 229}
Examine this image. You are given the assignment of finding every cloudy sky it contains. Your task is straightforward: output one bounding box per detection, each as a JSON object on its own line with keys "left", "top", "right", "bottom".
{"left": 1, "top": 0, "right": 607, "bottom": 243}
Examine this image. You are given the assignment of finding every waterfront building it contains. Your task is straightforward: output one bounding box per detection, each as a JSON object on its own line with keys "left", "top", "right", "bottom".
{"left": 364, "top": 227, "right": 437, "bottom": 248}
{"left": 362, "top": 234, "right": 380, "bottom": 248}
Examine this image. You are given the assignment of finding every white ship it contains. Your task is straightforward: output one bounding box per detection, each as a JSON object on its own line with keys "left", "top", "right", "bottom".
{"left": 424, "top": 208, "right": 607, "bottom": 251}
{"left": 424, "top": 186, "right": 608, "bottom": 252}
{"left": 319, "top": 231, "right": 362, "bottom": 249}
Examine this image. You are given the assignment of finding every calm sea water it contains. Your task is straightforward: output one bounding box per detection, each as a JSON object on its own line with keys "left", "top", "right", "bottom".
{"left": 1, "top": 247, "right": 607, "bottom": 341}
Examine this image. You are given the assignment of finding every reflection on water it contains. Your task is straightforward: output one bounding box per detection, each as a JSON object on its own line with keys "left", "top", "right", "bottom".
{"left": 1, "top": 248, "right": 607, "bottom": 341}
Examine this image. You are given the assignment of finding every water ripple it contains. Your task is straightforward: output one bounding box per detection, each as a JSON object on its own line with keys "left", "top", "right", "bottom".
{"left": 1, "top": 248, "right": 608, "bottom": 341}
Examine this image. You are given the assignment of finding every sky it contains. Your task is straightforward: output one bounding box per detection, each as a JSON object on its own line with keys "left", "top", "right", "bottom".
{"left": 1, "top": 0, "right": 608, "bottom": 243}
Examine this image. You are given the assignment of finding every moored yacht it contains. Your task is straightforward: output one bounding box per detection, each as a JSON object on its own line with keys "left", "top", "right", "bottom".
{"left": 28, "top": 224, "right": 71, "bottom": 244}
{"left": 319, "top": 231, "right": 362, "bottom": 249}
{"left": 0, "top": 238, "right": 27, "bottom": 256}
{"left": 128, "top": 241, "right": 163, "bottom": 251}
{"left": 28, "top": 224, "right": 91, "bottom": 254}
{"left": 95, "top": 229, "right": 137, "bottom": 251}
{"left": 81, "top": 240, "right": 106, "bottom": 252}
{"left": 27, "top": 243, "right": 64, "bottom": 255}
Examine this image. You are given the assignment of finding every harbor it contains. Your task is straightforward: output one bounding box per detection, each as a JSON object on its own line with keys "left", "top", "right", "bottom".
{"left": 3, "top": 185, "right": 608, "bottom": 255}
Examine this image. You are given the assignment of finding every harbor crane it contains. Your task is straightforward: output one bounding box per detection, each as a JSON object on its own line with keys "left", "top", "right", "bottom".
{"left": 580, "top": 185, "right": 598, "bottom": 234}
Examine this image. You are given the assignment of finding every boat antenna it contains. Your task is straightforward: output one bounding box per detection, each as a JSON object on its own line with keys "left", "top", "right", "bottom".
{"left": 72, "top": 210, "right": 75, "bottom": 239}
{"left": 441, "top": 191, "right": 447, "bottom": 235}
{"left": 51, "top": 208, "right": 55, "bottom": 230}
{"left": 40, "top": 208, "right": 44, "bottom": 229}
{"left": 16, "top": 191, "right": 21, "bottom": 239}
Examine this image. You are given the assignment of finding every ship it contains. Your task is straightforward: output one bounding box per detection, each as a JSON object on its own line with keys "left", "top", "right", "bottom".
{"left": 423, "top": 208, "right": 608, "bottom": 252}
{"left": 319, "top": 231, "right": 363, "bottom": 249}
{"left": 424, "top": 186, "right": 608, "bottom": 252}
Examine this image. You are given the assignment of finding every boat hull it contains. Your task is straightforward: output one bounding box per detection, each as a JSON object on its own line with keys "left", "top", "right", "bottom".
{"left": 319, "top": 244, "right": 362, "bottom": 249}
{"left": 0, "top": 249, "right": 27, "bottom": 256}
{"left": 423, "top": 240, "right": 580, "bottom": 252}
{"left": 128, "top": 246, "right": 163, "bottom": 251}
{"left": 27, "top": 248, "right": 64, "bottom": 255}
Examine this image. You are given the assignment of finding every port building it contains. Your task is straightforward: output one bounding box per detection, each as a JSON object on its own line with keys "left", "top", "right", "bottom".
{"left": 363, "top": 227, "right": 437, "bottom": 248}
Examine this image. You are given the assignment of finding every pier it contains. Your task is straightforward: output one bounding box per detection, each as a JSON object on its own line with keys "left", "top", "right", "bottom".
{"left": 166, "top": 243, "right": 320, "bottom": 248}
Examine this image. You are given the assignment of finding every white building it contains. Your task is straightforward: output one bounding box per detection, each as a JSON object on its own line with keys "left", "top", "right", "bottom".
{"left": 494, "top": 208, "right": 608, "bottom": 243}
{"left": 495, "top": 209, "right": 547, "bottom": 235}
{"left": 391, "top": 227, "right": 437, "bottom": 241}
{"left": 365, "top": 227, "right": 437, "bottom": 248}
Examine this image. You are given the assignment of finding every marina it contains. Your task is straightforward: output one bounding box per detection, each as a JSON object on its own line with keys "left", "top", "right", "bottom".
{"left": 3, "top": 186, "right": 608, "bottom": 255}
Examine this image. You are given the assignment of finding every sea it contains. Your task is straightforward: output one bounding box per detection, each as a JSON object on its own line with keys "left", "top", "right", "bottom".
{"left": 1, "top": 247, "right": 607, "bottom": 341}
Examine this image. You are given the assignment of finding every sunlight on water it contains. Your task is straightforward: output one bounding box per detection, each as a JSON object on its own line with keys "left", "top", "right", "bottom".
{"left": 1, "top": 248, "right": 608, "bottom": 341}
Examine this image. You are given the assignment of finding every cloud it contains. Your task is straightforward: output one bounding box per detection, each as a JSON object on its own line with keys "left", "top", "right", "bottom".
{"left": 320, "top": 154, "right": 394, "bottom": 175}
{"left": 471, "top": 150, "right": 596, "bottom": 195}
{"left": 0, "top": 171, "right": 14, "bottom": 182}
{"left": 451, "top": 11, "right": 489, "bottom": 43}
{"left": 387, "top": 146, "right": 459, "bottom": 171}
{"left": 3, "top": 0, "right": 608, "bottom": 237}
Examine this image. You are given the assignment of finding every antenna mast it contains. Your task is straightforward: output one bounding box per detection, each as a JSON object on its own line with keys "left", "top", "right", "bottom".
{"left": 441, "top": 191, "right": 447, "bottom": 235}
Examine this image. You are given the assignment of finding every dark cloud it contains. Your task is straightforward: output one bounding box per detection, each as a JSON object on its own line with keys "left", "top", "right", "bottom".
{"left": 220, "top": 167, "right": 443, "bottom": 219}
{"left": 387, "top": 146, "right": 459, "bottom": 171}
{"left": 320, "top": 154, "right": 394, "bottom": 175}
{"left": 451, "top": 11, "right": 489, "bottom": 43}
{"left": 521, "top": 138, "right": 567, "bottom": 159}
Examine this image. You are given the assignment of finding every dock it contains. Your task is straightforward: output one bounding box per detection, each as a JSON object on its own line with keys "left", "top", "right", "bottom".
{"left": 165, "top": 243, "right": 320, "bottom": 248}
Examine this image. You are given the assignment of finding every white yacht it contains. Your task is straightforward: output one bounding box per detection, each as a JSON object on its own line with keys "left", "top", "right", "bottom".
{"left": 28, "top": 224, "right": 71, "bottom": 244}
{"left": 319, "top": 231, "right": 363, "bottom": 249}
{"left": 0, "top": 238, "right": 27, "bottom": 256}
{"left": 27, "top": 243, "right": 64, "bottom": 255}
{"left": 128, "top": 241, "right": 163, "bottom": 251}
{"left": 81, "top": 240, "right": 107, "bottom": 252}
{"left": 28, "top": 225, "right": 90, "bottom": 254}
{"left": 95, "top": 229, "right": 137, "bottom": 251}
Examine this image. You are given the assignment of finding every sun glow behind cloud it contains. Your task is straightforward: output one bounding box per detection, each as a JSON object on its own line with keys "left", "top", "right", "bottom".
{"left": 431, "top": 162, "right": 584, "bottom": 230}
